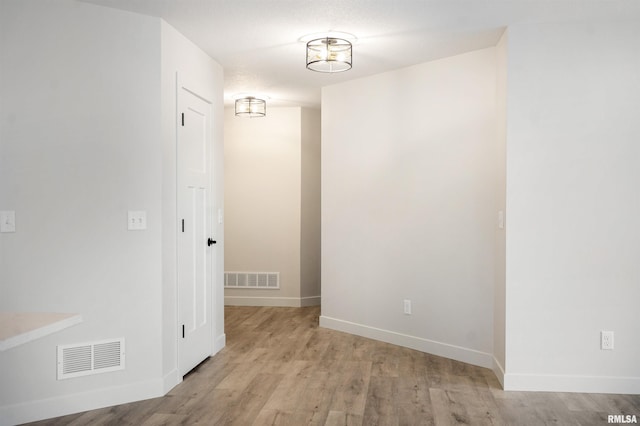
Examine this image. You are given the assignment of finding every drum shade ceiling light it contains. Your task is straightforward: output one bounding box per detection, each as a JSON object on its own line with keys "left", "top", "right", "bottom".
{"left": 235, "top": 96, "right": 266, "bottom": 118}
{"left": 306, "top": 37, "right": 352, "bottom": 73}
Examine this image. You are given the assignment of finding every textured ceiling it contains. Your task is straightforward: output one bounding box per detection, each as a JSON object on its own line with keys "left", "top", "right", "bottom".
{"left": 83, "top": 0, "right": 640, "bottom": 107}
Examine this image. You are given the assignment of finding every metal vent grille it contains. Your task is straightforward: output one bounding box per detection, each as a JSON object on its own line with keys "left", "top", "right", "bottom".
{"left": 57, "top": 338, "right": 125, "bottom": 380}
{"left": 225, "top": 272, "right": 279, "bottom": 289}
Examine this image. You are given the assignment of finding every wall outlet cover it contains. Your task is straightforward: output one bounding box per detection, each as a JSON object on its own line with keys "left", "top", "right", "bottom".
{"left": 601, "top": 331, "right": 614, "bottom": 350}
{"left": 403, "top": 299, "right": 412, "bottom": 315}
{"left": 127, "top": 211, "right": 147, "bottom": 230}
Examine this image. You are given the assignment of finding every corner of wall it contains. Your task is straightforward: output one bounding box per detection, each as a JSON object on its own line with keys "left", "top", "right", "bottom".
{"left": 300, "top": 108, "right": 322, "bottom": 300}
{"left": 493, "top": 23, "right": 508, "bottom": 380}
{"left": 492, "top": 356, "right": 506, "bottom": 389}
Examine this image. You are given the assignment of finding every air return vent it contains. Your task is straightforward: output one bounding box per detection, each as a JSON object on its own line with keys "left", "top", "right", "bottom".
{"left": 57, "top": 338, "right": 125, "bottom": 380}
{"left": 224, "top": 272, "right": 279, "bottom": 289}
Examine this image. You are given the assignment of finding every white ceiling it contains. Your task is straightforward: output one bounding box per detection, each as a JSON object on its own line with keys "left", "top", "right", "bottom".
{"left": 83, "top": 0, "right": 640, "bottom": 108}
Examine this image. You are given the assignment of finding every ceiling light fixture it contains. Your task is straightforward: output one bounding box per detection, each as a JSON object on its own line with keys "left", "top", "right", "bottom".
{"left": 306, "top": 37, "right": 352, "bottom": 73}
{"left": 235, "top": 96, "right": 266, "bottom": 118}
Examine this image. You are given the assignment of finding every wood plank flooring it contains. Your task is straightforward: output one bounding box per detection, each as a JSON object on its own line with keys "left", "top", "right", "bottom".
{"left": 25, "top": 306, "right": 640, "bottom": 425}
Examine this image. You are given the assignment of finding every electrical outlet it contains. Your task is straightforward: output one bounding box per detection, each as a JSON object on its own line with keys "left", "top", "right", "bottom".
{"left": 403, "top": 299, "right": 412, "bottom": 315}
{"left": 601, "top": 331, "right": 614, "bottom": 350}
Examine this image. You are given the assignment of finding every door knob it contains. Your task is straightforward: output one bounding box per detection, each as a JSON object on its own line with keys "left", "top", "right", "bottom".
{"left": 207, "top": 238, "right": 216, "bottom": 246}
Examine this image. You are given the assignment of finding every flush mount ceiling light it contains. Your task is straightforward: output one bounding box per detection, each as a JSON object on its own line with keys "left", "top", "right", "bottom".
{"left": 306, "top": 37, "right": 352, "bottom": 73}
{"left": 235, "top": 96, "right": 266, "bottom": 118}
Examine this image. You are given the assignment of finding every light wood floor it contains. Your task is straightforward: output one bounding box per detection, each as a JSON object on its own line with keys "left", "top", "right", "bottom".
{"left": 26, "top": 306, "right": 639, "bottom": 425}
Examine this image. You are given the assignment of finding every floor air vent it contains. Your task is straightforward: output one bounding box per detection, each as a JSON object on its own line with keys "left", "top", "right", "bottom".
{"left": 225, "top": 272, "right": 279, "bottom": 289}
{"left": 57, "top": 338, "right": 125, "bottom": 380}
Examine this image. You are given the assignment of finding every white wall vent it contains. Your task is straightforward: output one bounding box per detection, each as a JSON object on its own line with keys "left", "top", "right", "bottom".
{"left": 57, "top": 338, "right": 125, "bottom": 380}
{"left": 225, "top": 272, "right": 279, "bottom": 289}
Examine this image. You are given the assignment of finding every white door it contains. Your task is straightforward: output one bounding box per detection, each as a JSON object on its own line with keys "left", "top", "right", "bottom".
{"left": 177, "top": 80, "right": 215, "bottom": 376}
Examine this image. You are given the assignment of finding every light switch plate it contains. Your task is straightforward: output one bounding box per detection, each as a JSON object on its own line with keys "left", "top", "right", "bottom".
{"left": 0, "top": 211, "right": 16, "bottom": 233}
{"left": 128, "top": 211, "right": 147, "bottom": 231}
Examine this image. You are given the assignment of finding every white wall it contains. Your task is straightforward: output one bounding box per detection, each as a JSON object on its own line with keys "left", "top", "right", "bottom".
{"left": 224, "top": 108, "right": 302, "bottom": 304}
{"left": 0, "top": 1, "right": 224, "bottom": 423}
{"left": 224, "top": 107, "right": 321, "bottom": 307}
{"left": 504, "top": 21, "right": 640, "bottom": 393}
{"left": 0, "top": 1, "right": 162, "bottom": 423}
{"left": 321, "top": 48, "right": 498, "bottom": 368}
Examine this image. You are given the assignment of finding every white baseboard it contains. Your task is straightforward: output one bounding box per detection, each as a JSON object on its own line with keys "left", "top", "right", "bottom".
{"left": 224, "top": 295, "right": 320, "bottom": 307}
{"left": 300, "top": 296, "right": 321, "bottom": 306}
{"left": 214, "top": 333, "right": 226, "bottom": 353}
{"left": 492, "top": 356, "right": 506, "bottom": 388}
{"left": 162, "top": 369, "right": 181, "bottom": 394}
{"left": 504, "top": 373, "right": 640, "bottom": 394}
{"left": 0, "top": 378, "right": 164, "bottom": 426}
{"left": 319, "top": 315, "right": 493, "bottom": 369}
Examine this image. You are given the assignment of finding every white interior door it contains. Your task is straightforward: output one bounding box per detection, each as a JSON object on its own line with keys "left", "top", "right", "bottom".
{"left": 177, "top": 79, "right": 215, "bottom": 376}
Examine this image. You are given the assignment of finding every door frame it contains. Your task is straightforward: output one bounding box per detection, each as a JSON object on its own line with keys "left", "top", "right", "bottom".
{"left": 175, "top": 72, "right": 217, "bottom": 377}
